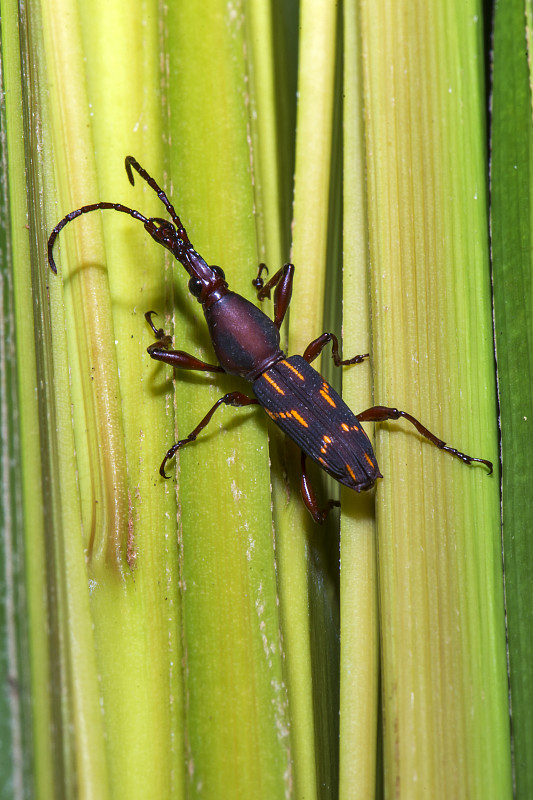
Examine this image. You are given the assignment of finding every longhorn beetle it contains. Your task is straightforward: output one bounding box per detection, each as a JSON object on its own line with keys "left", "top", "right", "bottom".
{"left": 48, "top": 157, "right": 493, "bottom": 523}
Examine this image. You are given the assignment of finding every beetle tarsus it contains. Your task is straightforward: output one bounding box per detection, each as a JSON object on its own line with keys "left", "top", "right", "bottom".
{"left": 144, "top": 310, "right": 169, "bottom": 342}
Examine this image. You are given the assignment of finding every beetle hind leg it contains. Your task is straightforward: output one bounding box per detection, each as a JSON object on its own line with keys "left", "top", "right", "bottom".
{"left": 356, "top": 405, "right": 493, "bottom": 473}
{"left": 300, "top": 452, "right": 340, "bottom": 523}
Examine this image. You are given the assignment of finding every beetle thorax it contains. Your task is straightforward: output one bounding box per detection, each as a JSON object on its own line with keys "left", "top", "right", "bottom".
{"left": 204, "top": 292, "right": 284, "bottom": 380}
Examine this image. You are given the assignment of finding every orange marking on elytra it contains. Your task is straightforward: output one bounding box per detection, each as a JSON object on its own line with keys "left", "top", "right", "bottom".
{"left": 290, "top": 409, "right": 309, "bottom": 427}
{"left": 320, "top": 384, "right": 336, "bottom": 407}
{"left": 346, "top": 464, "right": 356, "bottom": 482}
{"left": 281, "top": 360, "right": 305, "bottom": 380}
{"left": 364, "top": 453, "right": 375, "bottom": 468}
{"left": 263, "top": 373, "right": 285, "bottom": 395}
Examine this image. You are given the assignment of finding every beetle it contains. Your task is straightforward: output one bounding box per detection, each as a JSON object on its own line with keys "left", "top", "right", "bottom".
{"left": 48, "top": 156, "right": 493, "bottom": 522}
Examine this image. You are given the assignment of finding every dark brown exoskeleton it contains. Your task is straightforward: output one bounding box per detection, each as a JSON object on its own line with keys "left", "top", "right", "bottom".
{"left": 48, "top": 157, "right": 493, "bottom": 522}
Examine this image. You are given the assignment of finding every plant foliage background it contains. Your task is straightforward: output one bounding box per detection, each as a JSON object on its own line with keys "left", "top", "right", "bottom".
{"left": 0, "top": 0, "right": 530, "bottom": 798}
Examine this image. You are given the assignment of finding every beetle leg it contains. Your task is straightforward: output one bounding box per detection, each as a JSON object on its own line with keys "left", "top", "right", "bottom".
{"left": 300, "top": 452, "right": 340, "bottom": 523}
{"left": 148, "top": 345, "right": 225, "bottom": 372}
{"left": 303, "top": 332, "right": 369, "bottom": 367}
{"left": 145, "top": 311, "right": 225, "bottom": 373}
{"left": 159, "top": 391, "right": 259, "bottom": 477}
{"left": 356, "top": 405, "right": 493, "bottom": 473}
{"left": 252, "top": 263, "right": 294, "bottom": 329}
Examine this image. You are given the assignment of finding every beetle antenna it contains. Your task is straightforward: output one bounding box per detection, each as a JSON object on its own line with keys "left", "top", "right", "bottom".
{"left": 124, "top": 156, "right": 190, "bottom": 244}
{"left": 47, "top": 202, "right": 152, "bottom": 274}
{"left": 47, "top": 157, "right": 191, "bottom": 274}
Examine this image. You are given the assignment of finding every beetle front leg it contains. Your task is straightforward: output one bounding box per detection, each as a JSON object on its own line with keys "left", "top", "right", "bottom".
{"left": 303, "top": 332, "right": 369, "bottom": 367}
{"left": 160, "top": 391, "right": 259, "bottom": 477}
{"left": 252, "top": 263, "right": 294, "bottom": 329}
{"left": 356, "top": 405, "right": 493, "bottom": 472}
{"left": 300, "top": 452, "right": 340, "bottom": 524}
{"left": 145, "top": 310, "right": 225, "bottom": 373}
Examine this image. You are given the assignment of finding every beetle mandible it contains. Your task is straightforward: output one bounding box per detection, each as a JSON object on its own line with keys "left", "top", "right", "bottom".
{"left": 48, "top": 157, "right": 493, "bottom": 522}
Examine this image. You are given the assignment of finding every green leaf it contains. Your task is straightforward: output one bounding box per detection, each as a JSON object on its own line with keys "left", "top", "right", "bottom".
{"left": 339, "top": 3, "right": 379, "bottom": 797}
{"left": 492, "top": 0, "right": 533, "bottom": 796}
{"left": 0, "top": 0, "right": 519, "bottom": 797}
{"left": 0, "top": 17, "right": 34, "bottom": 797}
{"left": 355, "top": 0, "right": 511, "bottom": 796}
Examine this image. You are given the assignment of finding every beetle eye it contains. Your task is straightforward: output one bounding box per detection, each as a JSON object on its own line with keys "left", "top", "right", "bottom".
{"left": 188, "top": 277, "right": 203, "bottom": 297}
{"left": 212, "top": 265, "right": 225, "bottom": 280}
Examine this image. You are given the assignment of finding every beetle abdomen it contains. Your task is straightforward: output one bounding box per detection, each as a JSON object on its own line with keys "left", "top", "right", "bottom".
{"left": 253, "top": 355, "right": 382, "bottom": 491}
